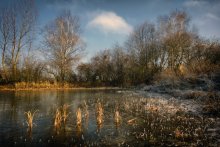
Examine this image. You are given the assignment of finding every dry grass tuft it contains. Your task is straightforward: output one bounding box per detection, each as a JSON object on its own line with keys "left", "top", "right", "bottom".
{"left": 24, "top": 110, "right": 37, "bottom": 130}
{"left": 174, "top": 128, "right": 184, "bottom": 138}
{"left": 114, "top": 106, "right": 121, "bottom": 126}
{"left": 53, "top": 104, "right": 70, "bottom": 133}
{"left": 76, "top": 108, "right": 82, "bottom": 127}
{"left": 114, "top": 110, "right": 121, "bottom": 127}
{"left": 96, "top": 102, "right": 104, "bottom": 127}
{"left": 84, "top": 101, "right": 89, "bottom": 119}
{"left": 54, "top": 109, "right": 62, "bottom": 131}
{"left": 62, "top": 104, "right": 70, "bottom": 124}
{"left": 127, "top": 118, "right": 136, "bottom": 125}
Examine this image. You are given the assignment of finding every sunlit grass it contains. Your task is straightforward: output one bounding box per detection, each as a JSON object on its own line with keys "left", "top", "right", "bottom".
{"left": 174, "top": 128, "right": 184, "bottom": 138}
{"left": 114, "top": 106, "right": 121, "bottom": 127}
{"left": 54, "top": 108, "right": 62, "bottom": 132}
{"left": 76, "top": 107, "right": 82, "bottom": 127}
{"left": 127, "top": 118, "right": 136, "bottom": 125}
{"left": 24, "top": 110, "right": 38, "bottom": 131}
{"left": 62, "top": 104, "right": 70, "bottom": 124}
{"left": 21, "top": 96, "right": 218, "bottom": 146}
{"left": 14, "top": 82, "right": 75, "bottom": 90}
{"left": 53, "top": 104, "right": 71, "bottom": 133}
{"left": 96, "top": 101, "right": 104, "bottom": 129}
{"left": 84, "top": 101, "right": 89, "bottom": 119}
{"left": 76, "top": 107, "right": 82, "bottom": 137}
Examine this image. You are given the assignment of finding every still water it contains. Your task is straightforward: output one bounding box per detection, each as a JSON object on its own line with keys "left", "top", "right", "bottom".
{"left": 0, "top": 90, "right": 217, "bottom": 146}
{"left": 0, "top": 90, "right": 139, "bottom": 146}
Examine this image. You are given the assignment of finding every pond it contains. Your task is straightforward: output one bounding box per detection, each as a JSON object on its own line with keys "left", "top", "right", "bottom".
{"left": 0, "top": 90, "right": 218, "bottom": 146}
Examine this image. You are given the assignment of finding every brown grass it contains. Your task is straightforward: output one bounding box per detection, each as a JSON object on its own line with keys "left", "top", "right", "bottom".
{"left": 96, "top": 102, "right": 104, "bottom": 128}
{"left": 62, "top": 104, "right": 70, "bottom": 124}
{"left": 127, "top": 118, "right": 137, "bottom": 125}
{"left": 84, "top": 101, "right": 89, "bottom": 119}
{"left": 0, "top": 82, "right": 121, "bottom": 91}
{"left": 174, "top": 128, "right": 184, "bottom": 138}
{"left": 76, "top": 108, "right": 82, "bottom": 127}
{"left": 15, "top": 81, "right": 59, "bottom": 89}
{"left": 54, "top": 109, "right": 62, "bottom": 131}
{"left": 76, "top": 107, "right": 82, "bottom": 137}
{"left": 24, "top": 110, "right": 37, "bottom": 130}
{"left": 114, "top": 110, "right": 121, "bottom": 126}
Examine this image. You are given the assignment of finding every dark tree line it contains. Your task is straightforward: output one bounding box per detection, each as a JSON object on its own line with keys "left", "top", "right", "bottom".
{"left": 0, "top": 1, "right": 219, "bottom": 87}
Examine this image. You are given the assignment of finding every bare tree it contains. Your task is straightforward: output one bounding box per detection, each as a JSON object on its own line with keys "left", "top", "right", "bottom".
{"left": 0, "top": 8, "right": 11, "bottom": 81}
{"left": 90, "top": 50, "right": 113, "bottom": 86}
{"left": 126, "top": 22, "right": 160, "bottom": 83}
{"left": 77, "top": 63, "right": 95, "bottom": 85}
{"left": 43, "top": 10, "right": 84, "bottom": 83}
{"left": 158, "top": 10, "right": 193, "bottom": 72}
{"left": 111, "top": 44, "right": 126, "bottom": 86}
{"left": 0, "top": 0, "right": 37, "bottom": 82}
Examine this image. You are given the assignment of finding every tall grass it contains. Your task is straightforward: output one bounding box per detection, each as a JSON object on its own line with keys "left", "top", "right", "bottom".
{"left": 76, "top": 108, "right": 82, "bottom": 127}
{"left": 83, "top": 101, "right": 89, "bottom": 129}
{"left": 96, "top": 102, "right": 104, "bottom": 129}
{"left": 24, "top": 110, "right": 38, "bottom": 131}
{"left": 19, "top": 95, "right": 218, "bottom": 146}
{"left": 114, "top": 110, "right": 121, "bottom": 127}
{"left": 53, "top": 104, "right": 71, "bottom": 133}
{"left": 76, "top": 107, "right": 82, "bottom": 136}
{"left": 84, "top": 101, "right": 89, "bottom": 119}
{"left": 62, "top": 104, "right": 70, "bottom": 124}
{"left": 54, "top": 109, "right": 62, "bottom": 132}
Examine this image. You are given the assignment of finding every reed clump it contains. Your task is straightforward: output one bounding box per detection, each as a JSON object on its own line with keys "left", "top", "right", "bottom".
{"left": 114, "top": 106, "right": 121, "bottom": 126}
{"left": 114, "top": 110, "right": 121, "bottom": 127}
{"left": 76, "top": 108, "right": 82, "bottom": 127}
{"left": 54, "top": 109, "right": 62, "bottom": 131}
{"left": 54, "top": 104, "right": 71, "bottom": 132}
{"left": 76, "top": 107, "right": 82, "bottom": 137}
{"left": 96, "top": 102, "right": 104, "bottom": 127}
{"left": 174, "top": 128, "right": 184, "bottom": 138}
{"left": 84, "top": 101, "right": 89, "bottom": 119}
{"left": 62, "top": 104, "right": 70, "bottom": 124}
{"left": 24, "top": 110, "right": 37, "bottom": 130}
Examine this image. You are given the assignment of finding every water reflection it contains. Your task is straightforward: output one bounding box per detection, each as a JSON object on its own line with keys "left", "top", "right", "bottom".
{"left": 0, "top": 90, "right": 123, "bottom": 144}
{"left": 0, "top": 90, "right": 215, "bottom": 146}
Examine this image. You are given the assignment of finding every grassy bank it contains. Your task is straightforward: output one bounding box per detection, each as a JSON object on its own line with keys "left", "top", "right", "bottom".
{"left": 0, "top": 82, "right": 122, "bottom": 91}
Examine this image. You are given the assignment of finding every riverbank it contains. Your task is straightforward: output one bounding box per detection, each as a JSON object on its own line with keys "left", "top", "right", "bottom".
{"left": 134, "top": 77, "right": 220, "bottom": 117}
{"left": 0, "top": 83, "right": 123, "bottom": 91}
{"left": 132, "top": 82, "right": 220, "bottom": 145}
{"left": 0, "top": 82, "right": 219, "bottom": 146}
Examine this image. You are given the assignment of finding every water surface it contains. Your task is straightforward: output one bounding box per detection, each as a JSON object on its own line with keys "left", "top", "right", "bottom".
{"left": 0, "top": 90, "right": 217, "bottom": 146}
{"left": 0, "top": 90, "right": 136, "bottom": 146}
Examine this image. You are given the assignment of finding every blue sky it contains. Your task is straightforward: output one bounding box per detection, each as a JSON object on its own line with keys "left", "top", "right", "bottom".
{"left": 1, "top": 0, "right": 220, "bottom": 61}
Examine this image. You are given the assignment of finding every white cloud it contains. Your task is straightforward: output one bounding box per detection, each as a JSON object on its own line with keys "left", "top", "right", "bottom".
{"left": 183, "top": 0, "right": 206, "bottom": 7}
{"left": 87, "top": 11, "right": 133, "bottom": 35}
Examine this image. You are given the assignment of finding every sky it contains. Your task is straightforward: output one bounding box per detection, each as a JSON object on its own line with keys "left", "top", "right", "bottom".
{"left": 1, "top": 0, "right": 220, "bottom": 62}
